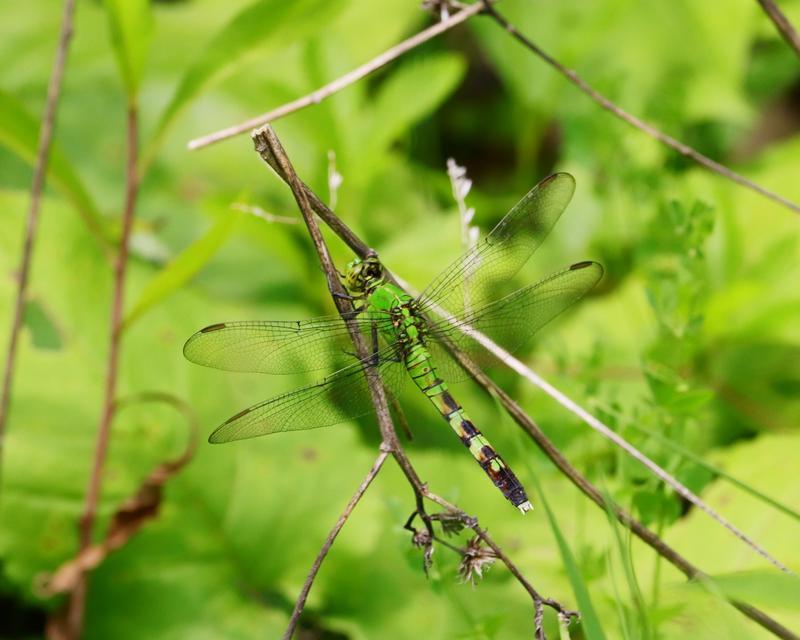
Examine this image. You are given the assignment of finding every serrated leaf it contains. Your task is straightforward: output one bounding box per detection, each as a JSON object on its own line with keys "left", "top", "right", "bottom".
{"left": 0, "top": 90, "right": 108, "bottom": 242}
{"left": 123, "top": 213, "right": 238, "bottom": 329}
{"left": 103, "top": 0, "right": 153, "bottom": 99}
{"left": 146, "top": 0, "right": 347, "bottom": 160}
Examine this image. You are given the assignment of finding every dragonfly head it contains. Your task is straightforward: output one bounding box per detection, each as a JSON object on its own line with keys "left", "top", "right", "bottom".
{"left": 343, "top": 250, "right": 384, "bottom": 294}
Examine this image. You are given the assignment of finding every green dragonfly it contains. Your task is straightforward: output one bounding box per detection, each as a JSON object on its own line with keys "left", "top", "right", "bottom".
{"left": 184, "top": 173, "right": 602, "bottom": 512}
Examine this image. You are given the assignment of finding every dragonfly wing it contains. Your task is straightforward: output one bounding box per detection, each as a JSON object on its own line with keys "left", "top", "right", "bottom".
{"left": 416, "top": 173, "right": 575, "bottom": 319}
{"left": 208, "top": 346, "right": 407, "bottom": 443}
{"left": 184, "top": 311, "right": 392, "bottom": 374}
{"left": 426, "top": 261, "right": 603, "bottom": 376}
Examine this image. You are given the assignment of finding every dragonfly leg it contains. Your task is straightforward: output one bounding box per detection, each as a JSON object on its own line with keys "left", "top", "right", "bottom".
{"left": 332, "top": 290, "right": 359, "bottom": 302}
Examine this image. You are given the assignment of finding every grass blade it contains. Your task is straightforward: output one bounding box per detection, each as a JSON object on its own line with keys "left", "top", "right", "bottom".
{"left": 123, "top": 212, "right": 237, "bottom": 329}
{"left": 529, "top": 474, "right": 608, "bottom": 640}
{"left": 0, "top": 90, "right": 108, "bottom": 243}
{"left": 144, "top": 0, "right": 346, "bottom": 165}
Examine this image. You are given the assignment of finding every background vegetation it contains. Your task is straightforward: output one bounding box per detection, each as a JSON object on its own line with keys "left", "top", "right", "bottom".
{"left": 1, "top": 0, "right": 799, "bottom": 638}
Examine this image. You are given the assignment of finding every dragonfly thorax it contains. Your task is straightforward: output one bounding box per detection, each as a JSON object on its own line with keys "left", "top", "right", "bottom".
{"left": 343, "top": 250, "right": 385, "bottom": 295}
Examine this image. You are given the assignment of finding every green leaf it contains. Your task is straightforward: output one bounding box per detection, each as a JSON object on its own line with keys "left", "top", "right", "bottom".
{"left": 365, "top": 52, "right": 466, "bottom": 156}
{"left": 103, "top": 0, "right": 153, "bottom": 100}
{"left": 703, "top": 571, "right": 800, "bottom": 611}
{"left": 628, "top": 423, "right": 800, "bottom": 524}
{"left": 23, "top": 299, "right": 63, "bottom": 350}
{"left": 145, "top": 0, "right": 347, "bottom": 162}
{"left": 536, "top": 483, "right": 608, "bottom": 640}
{"left": 123, "top": 212, "right": 238, "bottom": 329}
{"left": 0, "top": 90, "right": 108, "bottom": 243}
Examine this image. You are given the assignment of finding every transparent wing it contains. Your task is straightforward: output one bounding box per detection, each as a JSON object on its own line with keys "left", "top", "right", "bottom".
{"left": 183, "top": 311, "right": 392, "bottom": 374}
{"left": 425, "top": 261, "right": 603, "bottom": 379}
{"left": 208, "top": 346, "right": 407, "bottom": 443}
{"left": 417, "top": 173, "right": 575, "bottom": 319}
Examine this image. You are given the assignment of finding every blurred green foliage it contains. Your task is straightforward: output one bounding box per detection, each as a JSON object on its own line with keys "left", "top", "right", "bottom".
{"left": 1, "top": 0, "right": 799, "bottom": 638}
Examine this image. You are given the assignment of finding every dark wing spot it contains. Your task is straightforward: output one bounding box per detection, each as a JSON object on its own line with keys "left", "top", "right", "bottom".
{"left": 539, "top": 173, "right": 558, "bottom": 187}
{"left": 200, "top": 322, "right": 227, "bottom": 333}
{"left": 569, "top": 260, "right": 594, "bottom": 270}
{"left": 226, "top": 406, "right": 253, "bottom": 423}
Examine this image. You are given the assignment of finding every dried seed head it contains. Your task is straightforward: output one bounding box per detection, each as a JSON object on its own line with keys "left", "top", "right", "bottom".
{"left": 458, "top": 535, "right": 497, "bottom": 585}
{"left": 435, "top": 510, "right": 467, "bottom": 536}
{"left": 411, "top": 528, "right": 432, "bottom": 549}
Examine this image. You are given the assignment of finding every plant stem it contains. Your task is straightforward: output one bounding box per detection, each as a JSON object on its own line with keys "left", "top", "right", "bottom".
{"left": 254, "top": 127, "right": 573, "bottom": 637}
{"left": 757, "top": 0, "right": 800, "bottom": 58}
{"left": 481, "top": 1, "right": 800, "bottom": 215}
{"left": 188, "top": 1, "right": 484, "bottom": 150}
{"left": 259, "top": 150, "right": 798, "bottom": 640}
{"left": 68, "top": 104, "right": 140, "bottom": 638}
{"left": 0, "top": 0, "right": 77, "bottom": 483}
{"left": 282, "top": 450, "right": 389, "bottom": 640}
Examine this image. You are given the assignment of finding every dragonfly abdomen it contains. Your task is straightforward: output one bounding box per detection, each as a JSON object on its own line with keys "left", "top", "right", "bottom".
{"left": 404, "top": 343, "right": 533, "bottom": 513}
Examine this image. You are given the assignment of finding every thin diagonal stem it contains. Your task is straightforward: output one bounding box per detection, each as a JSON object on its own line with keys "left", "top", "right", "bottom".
{"left": 254, "top": 128, "right": 573, "bottom": 637}
{"left": 515, "top": 353, "right": 793, "bottom": 573}
{"left": 0, "top": 0, "right": 77, "bottom": 481}
{"left": 398, "top": 274, "right": 792, "bottom": 574}
{"left": 282, "top": 450, "right": 388, "bottom": 640}
{"left": 69, "top": 104, "right": 140, "bottom": 638}
{"left": 403, "top": 466, "right": 578, "bottom": 623}
{"left": 188, "top": 1, "right": 484, "bottom": 150}
{"left": 757, "top": 0, "right": 800, "bottom": 58}
{"left": 254, "top": 127, "right": 398, "bottom": 450}
{"left": 449, "top": 348, "right": 798, "bottom": 639}
{"left": 261, "top": 158, "right": 798, "bottom": 640}
{"left": 482, "top": 1, "right": 800, "bottom": 215}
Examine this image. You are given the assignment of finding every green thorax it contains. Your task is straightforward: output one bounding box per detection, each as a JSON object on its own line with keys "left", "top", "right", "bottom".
{"left": 344, "top": 253, "right": 423, "bottom": 347}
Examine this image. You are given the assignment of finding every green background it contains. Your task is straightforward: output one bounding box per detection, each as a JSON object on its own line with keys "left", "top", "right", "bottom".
{"left": 1, "top": 0, "right": 799, "bottom": 638}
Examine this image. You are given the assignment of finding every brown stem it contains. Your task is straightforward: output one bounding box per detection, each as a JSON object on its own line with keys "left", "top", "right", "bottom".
{"left": 0, "top": 0, "right": 77, "bottom": 480}
{"left": 457, "top": 354, "right": 798, "bottom": 640}
{"left": 481, "top": 1, "right": 800, "bottom": 216}
{"left": 282, "top": 450, "right": 389, "bottom": 640}
{"left": 188, "top": 2, "right": 484, "bottom": 150}
{"left": 757, "top": 0, "right": 800, "bottom": 58}
{"left": 68, "top": 105, "right": 140, "bottom": 638}
{"left": 403, "top": 460, "right": 578, "bottom": 625}
{"left": 254, "top": 127, "right": 572, "bottom": 636}
{"left": 254, "top": 127, "right": 399, "bottom": 450}
{"left": 261, "top": 149, "right": 797, "bottom": 640}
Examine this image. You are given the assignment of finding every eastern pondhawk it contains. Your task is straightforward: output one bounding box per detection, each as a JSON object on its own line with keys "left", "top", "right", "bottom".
{"left": 184, "top": 173, "right": 602, "bottom": 512}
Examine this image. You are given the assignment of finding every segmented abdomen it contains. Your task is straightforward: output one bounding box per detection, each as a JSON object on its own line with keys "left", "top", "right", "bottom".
{"left": 404, "top": 343, "right": 532, "bottom": 512}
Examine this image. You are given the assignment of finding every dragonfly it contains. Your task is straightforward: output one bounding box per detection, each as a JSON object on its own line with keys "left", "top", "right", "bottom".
{"left": 184, "top": 173, "right": 602, "bottom": 513}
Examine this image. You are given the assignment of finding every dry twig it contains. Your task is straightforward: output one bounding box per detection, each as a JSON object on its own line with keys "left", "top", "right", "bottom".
{"left": 193, "top": 0, "right": 800, "bottom": 215}
{"left": 41, "top": 393, "right": 199, "bottom": 598}
{"left": 282, "top": 450, "right": 389, "bottom": 640}
{"left": 0, "top": 0, "right": 77, "bottom": 481}
{"left": 481, "top": 1, "right": 800, "bottom": 215}
{"left": 67, "top": 104, "right": 141, "bottom": 638}
{"left": 254, "top": 127, "right": 574, "bottom": 639}
{"left": 757, "top": 0, "right": 800, "bottom": 58}
{"left": 189, "top": 2, "right": 484, "bottom": 150}
{"left": 393, "top": 273, "right": 791, "bottom": 575}
{"left": 44, "top": 392, "right": 198, "bottom": 639}
{"left": 257, "top": 148, "right": 797, "bottom": 640}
